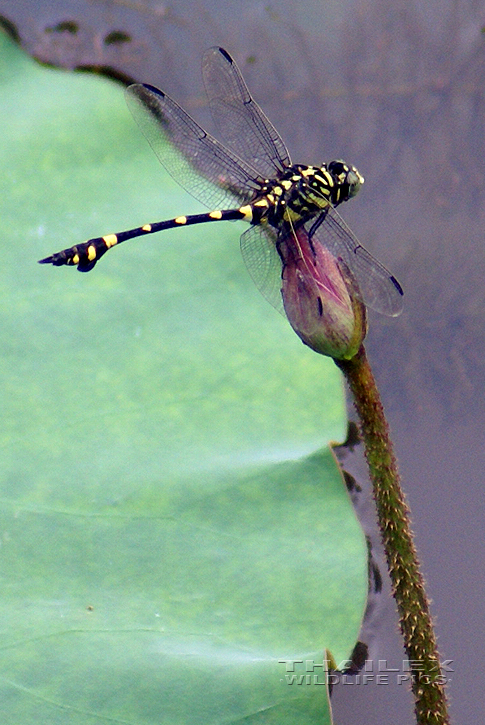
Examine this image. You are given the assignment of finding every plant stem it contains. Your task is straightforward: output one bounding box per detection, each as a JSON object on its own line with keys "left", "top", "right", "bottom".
{"left": 335, "top": 345, "right": 450, "bottom": 725}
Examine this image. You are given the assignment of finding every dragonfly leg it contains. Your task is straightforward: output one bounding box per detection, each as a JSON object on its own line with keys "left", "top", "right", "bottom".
{"left": 307, "top": 209, "right": 329, "bottom": 245}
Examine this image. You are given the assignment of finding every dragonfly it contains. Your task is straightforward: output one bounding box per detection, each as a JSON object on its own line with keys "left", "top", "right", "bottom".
{"left": 39, "top": 47, "right": 403, "bottom": 318}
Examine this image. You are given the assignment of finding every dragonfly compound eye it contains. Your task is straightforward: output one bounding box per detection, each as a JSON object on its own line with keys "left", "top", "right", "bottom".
{"left": 327, "top": 160, "right": 364, "bottom": 202}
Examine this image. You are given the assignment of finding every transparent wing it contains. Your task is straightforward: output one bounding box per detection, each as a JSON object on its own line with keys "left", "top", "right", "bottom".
{"left": 239, "top": 224, "right": 284, "bottom": 314}
{"left": 126, "top": 83, "right": 263, "bottom": 211}
{"left": 304, "top": 208, "right": 404, "bottom": 316}
{"left": 202, "top": 47, "right": 291, "bottom": 178}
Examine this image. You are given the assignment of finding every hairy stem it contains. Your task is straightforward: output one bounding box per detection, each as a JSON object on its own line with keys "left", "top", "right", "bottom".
{"left": 335, "top": 345, "right": 450, "bottom": 725}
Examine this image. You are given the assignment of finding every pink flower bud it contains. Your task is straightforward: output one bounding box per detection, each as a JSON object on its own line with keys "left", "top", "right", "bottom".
{"left": 280, "top": 227, "right": 367, "bottom": 360}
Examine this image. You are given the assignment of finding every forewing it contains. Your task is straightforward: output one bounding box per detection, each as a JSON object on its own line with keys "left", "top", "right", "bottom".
{"left": 239, "top": 224, "right": 284, "bottom": 314}
{"left": 202, "top": 47, "right": 291, "bottom": 178}
{"left": 305, "top": 208, "right": 404, "bottom": 316}
{"left": 126, "top": 83, "right": 262, "bottom": 210}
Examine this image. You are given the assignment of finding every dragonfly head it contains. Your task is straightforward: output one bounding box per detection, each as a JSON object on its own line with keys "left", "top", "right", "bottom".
{"left": 327, "top": 160, "right": 364, "bottom": 202}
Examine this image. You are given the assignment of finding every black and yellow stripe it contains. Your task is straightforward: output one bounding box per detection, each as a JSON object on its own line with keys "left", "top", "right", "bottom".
{"left": 39, "top": 207, "right": 254, "bottom": 272}
{"left": 38, "top": 163, "right": 361, "bottom": 272}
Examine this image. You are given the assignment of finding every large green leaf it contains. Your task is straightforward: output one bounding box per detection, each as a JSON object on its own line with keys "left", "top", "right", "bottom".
{"left": 0, "top": 32, "right": 366, "bottom": 724}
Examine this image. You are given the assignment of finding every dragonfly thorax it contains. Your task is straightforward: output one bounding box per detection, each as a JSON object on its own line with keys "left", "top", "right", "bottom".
{"left": 251, "top": 161, "right": 364, "bottom": 229}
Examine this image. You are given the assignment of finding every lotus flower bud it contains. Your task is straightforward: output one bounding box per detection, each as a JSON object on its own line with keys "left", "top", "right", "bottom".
{"left": 280, "top": 227, "right": 367, "bottom": 360}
